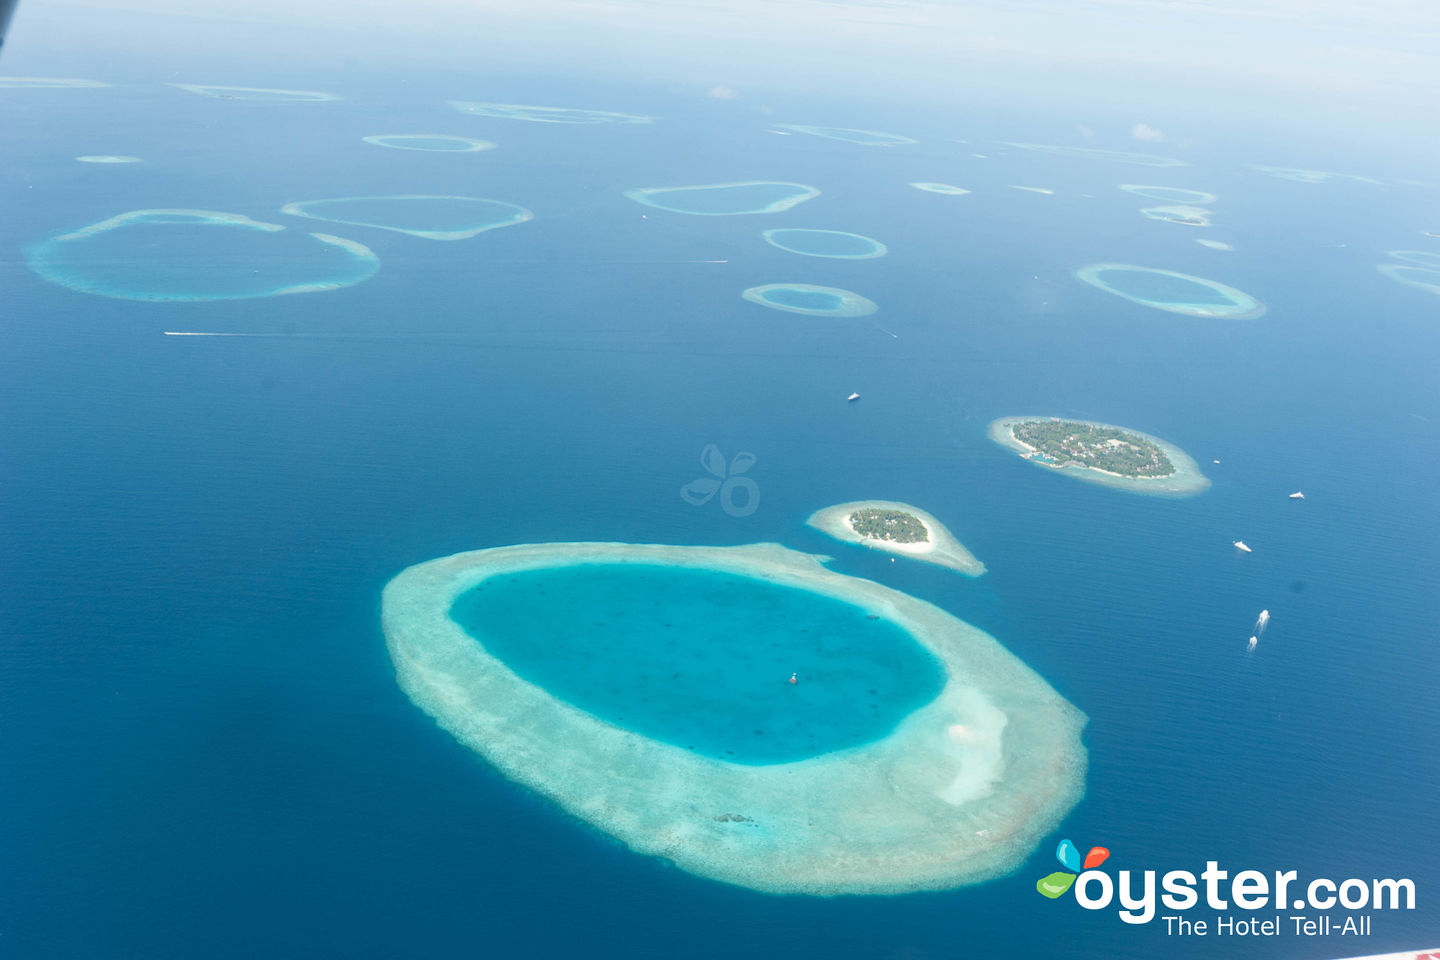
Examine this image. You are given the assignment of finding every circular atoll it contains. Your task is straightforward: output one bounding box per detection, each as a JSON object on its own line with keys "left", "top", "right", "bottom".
{"left": 771, "top": 124, "right": 916, "bottom": 146}
{"left": 989, "top": 416, "right": 1211, "bottom": 497}
{"left": 742, "top": 283, "right": 877, "bottom": 318}
{"left": 170, "top": 84, "right": 339, "bottom": 102}
{"left": 25, "top": 209, "right": 379, "bottom": 302}
{"left": 807, "top": 501, "right": 986, "bottom": 576}
{"left": 1386, "top": 250, "right": 1440, "bottom": 269}
{"left": 998, "top": 142, "right": 1187, "bottom": 167}
{"left": 361, "top": 134, "right": 495, "bottom": 153}
{"left": 76, "top": 155, "right": 142, "bottom": 164}
{"left": 625, "top": 181, "right": 819, "bottom": 216}
{"left": 1, "top": 76, "right": 110, "bottom": 88}
{"left": 762, "top": 229, "right": 886, "bottom": 260}
{"left": 1377, "top": 264, "right": 1440, "bottom": 295}
{"left": 382, "top": 541, "right": 1087, "bottom": 895}
{"left": 1119, "top": 185, "right": 1216, "bottom": 204}
{"left": 1140, "top": 204, "right": 1212, "bottom": 227}
{"left": 280, "top": 195, "right": 532, "bottom": 241}
{"left": 447, "top": 100, "right": 653, "bottom": 124}
{"left": 910, "top": 182, "right": 971, "bottom": 195}
{"left": 1250, "top": 165, "right": 1382, "bottom": 186}
{"left": 1075, "top": 263, "right": 1264, "bottom": 318}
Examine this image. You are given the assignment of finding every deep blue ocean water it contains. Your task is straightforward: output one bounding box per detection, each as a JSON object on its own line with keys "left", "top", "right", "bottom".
{"left": 2, "top": 40, "right": 1438, "bottom": 960}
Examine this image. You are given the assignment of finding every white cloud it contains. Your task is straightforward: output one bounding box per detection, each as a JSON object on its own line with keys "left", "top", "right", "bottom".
{"left": 1131, "top": 122, "right": 1165, "bottom": 142}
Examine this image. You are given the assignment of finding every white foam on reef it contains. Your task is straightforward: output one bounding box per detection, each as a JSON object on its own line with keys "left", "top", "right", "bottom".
{"left": 761, "top": 228, "right": 886, "bottom": 260}
{"left": 76, "top": 155, "right": 142, "bottom": 164}
{"left": 1120, "top": 185, "right": 1216, "bottom": 205}
{"left": 24, "top": 209, "right": 378, "bottom": 302}
{"left": 382, "top": 541, "right": 1086, "bottom": 895}
{"left": 806, "top": 500, "right": 986, "bottom": 576}
{"left": 1196, "top": 239, "right": 1235, "bottom": 251}
{"left": 771, "top": 124, "right": 916, "bottom": 146}
{"left": 625, "top": 181, "right": 819, "bottom": 216}
{"left": 741, "top": 283, "right": 878, "bottom": 318}
{"left": 447, "top": 100, "right": 653, "bottom": 124}
{"left": 910, "top": 182, "right": 971, "bottom": 195}
{"left": 361, "top": 134, "right": 495, "bottom": 153}
{"left": 1377, "top": 263, "right": 1440, "bottom": 294}
{"left": 1009, "top": 185, "right": 1054, "bottom": 195}
{"left": 1387, "top": 250, "right": 1440, "bottom": 269}
{"left": 999, "top": 142, "right": 1188, "bottom": 167}
{"left": 280, "top": 195, "right": 532, "bottom": 240}
{"left": 0, "top": 77, "right": 110, "bottom": 88}
{"left": 988, "top": 416, "right": 1211, "bottom": 498}
{"left": 170, "top": 84, "right": 339, "bottom": 102}
{"left": 1075, "top": 263, "right": 1265, "bottom": 319}
{"left": 1141, "top": 204, "right": 1212, "bottom": 227}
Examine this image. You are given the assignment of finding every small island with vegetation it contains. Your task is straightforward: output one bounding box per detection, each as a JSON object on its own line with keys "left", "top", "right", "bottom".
{"left": 989, "top": 416, "right": 1210, "bottom": 497}
{"left": 806, "top": 500, "right": 986, "bottom": 576}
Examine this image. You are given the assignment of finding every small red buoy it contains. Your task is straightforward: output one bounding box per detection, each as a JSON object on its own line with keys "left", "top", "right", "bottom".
{"left": 788, "top": 672, "right": 797, "bottom": 685}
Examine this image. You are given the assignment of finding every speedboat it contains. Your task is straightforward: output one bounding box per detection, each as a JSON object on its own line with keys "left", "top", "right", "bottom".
{"left": 847, "top": 392, "right": 860, "bottom": 402}
{"left": 1289, "top": 491, "right": 1305, "bottom": 499}
{"left": 1233, "top": 540, "right": 1252, "bottom": 553}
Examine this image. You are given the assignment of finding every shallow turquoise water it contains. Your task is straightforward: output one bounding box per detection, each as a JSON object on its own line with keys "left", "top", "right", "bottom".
{"left": 627, "top": 182, "right": 815, "bottom": 215}
{"left": 448, "top": 562, "right": 946, "bottom": 764}
{"left": 1095, "top": 268, "right": 1236, "bottom": 305}
{"left": 764, "top": 228, "right": 884, "bottom": 258}
{"left": 763, "top": 288, "right": 844, "bottom": 311}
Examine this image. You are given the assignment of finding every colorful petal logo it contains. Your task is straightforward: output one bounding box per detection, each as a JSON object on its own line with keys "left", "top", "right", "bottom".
{"left": 1036, "top": 838, "right": 1110, "bottom": 899}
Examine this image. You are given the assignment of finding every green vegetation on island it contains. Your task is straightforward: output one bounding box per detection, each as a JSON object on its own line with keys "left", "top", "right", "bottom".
{"left": 1012, "top": 419, "right": 1175, "bottom": 478}
{"left": 849, "top": 508, "right": 929, "bottom": 544}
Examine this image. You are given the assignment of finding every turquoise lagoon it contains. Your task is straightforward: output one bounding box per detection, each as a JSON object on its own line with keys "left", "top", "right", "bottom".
{"left": 742, "top": 283, "right": 878, "bottom": 317}
{"left": 1075, "top": 263, "right": 1265, "bottom": 318}
{"left": 24, "top": 209, "right": 379, "bottom": 302}
{"left": 449, "top": 562, "right": 945, "bottom": 764}
{"left": 625, "top": 181, "right": 819, "bottom": 215}
{"left": 280, "top": 195, "right": 532, "bottom": 240}
{"left": 361, "top": 134, "right": 495, "bottom": 152}
{"left": 762, "top": 228, "right": 886, "bottom": 260}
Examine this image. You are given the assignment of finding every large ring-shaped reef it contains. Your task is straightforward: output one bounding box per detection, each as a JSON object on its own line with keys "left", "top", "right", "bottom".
{"left": 910, "top": 182, "right": 971, "bottom": 195}
{"left": 362, "top": 134, "right": 495, "bottom": 153}
{"left": 989, "top": 416, "right": 1210, "bottom": 497}
{"left": 1076, "top": 263, "right": 1264, "bottom": 318}
{"left": 24, "top": 209, "right": 379, "bottom": 302}
{"left": 448, "top": 101, "right": 653, "bottom": 124}
{"left": 170, "top": 84, "right": 339, "bottom": 102}
{"left": 625, "top": 181, "right": 819, "bottom": 216}
{"left": 382, "top": 541, "right": 1087, "bottom": 895}
{"left": 1386, "top": 250, "right": 1440, "bottom": 269}
{"left": 1140, "top": 205, "right": 1212, "bottom": 227}
{"left": 280, "top": 195, "right": 532, "bottom": 240}
{"left": 742, "top": 283, "right": 877, "bottom": 317}
{"left": 1377, "top": 264, "right": 1440, "bottom": 294}
{"left": 762, "top": 229, "right": 886, "bottom": 260}
{"left": 772, "top": 124, "right": 916, "bottom": 146}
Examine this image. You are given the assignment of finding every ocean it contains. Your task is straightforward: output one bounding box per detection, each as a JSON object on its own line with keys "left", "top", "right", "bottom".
{"left": 2, "top": 20, "right": 1438, "bottom": 960}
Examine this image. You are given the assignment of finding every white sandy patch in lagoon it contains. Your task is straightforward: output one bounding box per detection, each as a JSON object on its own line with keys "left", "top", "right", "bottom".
{"left": 806, "top": 500, "right": 986, "bottom": 576}
{"left": 382, "top": 541, "right": 1085, "bottom": 896}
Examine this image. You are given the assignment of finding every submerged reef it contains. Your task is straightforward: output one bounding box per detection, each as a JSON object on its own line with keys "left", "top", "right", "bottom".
{"left": 280, "top": 195, "right": 532, "bottom": 240}
{"left": 999, "top": 142, "right": 1188, "bottom": 167}
{"left": 1387, "top": 250, "right": 1440, "bottom": 269}
{"left": 625, "top": 181, "right": 819, "bottom": 216}
{"left": 0, "top": 76, "right": 110, "bottom": 88}
{"left": 1377, "top": 264, "right": 1440, "bottom": 294}
{"left": 24, "top": 209, "right": 378, "bottom": 302}
{"left": 448, "top": 101, "right": 653, "bottom": 124}
{"left": 989, "top": 417, "right": 1210, "bottom": 497}
{"left": 910, "top": 182, "right": 971, "bottom": 195}
{"left": 76, "top": 155, "right": 142, "bottom": 164}
{"left": 762, "top": 229, "right": 886, "bottom": 260}
{"left": 170, "top": 84, "right": 339, "bottom": 101}
{"left": 1119, "top": 185, "right": 1216, "bottom": 204}
{"left": 1196, "top": 239, "right": 1235, "bottom": 251}
{"left": 772, "top": 124, "right": 916, "bottom": 146}
{"left": 741, "top": 283, "right": 877, "bottom": 317}
{"left": 1075, "top": 263, "right": 1264, "bottom": 318}
{"left": 361, "top": 134, "right": 495, "bottom": 152}
{"left": 1140, "top": 204, "right": 1212, "bottom": 227}
{"left": 382, "top": 541, "right": 1086, "bottom": 895}
{"left": 807, "top": 501, "right": 986, "bottom": 576}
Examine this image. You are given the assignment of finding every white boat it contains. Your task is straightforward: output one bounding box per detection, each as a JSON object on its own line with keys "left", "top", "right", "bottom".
{"left": 1233, "top": 540, "right": 1252, "bottom": 553}
{"left": 1212, "top": 459, "right": 1221, "bottom": 464}
{"left": 1289, "top": 491, "right": 1305, "bottom": 499}
{"left": 847, "top": 392, "right": 860, "bottom": 402}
